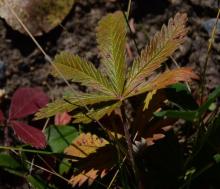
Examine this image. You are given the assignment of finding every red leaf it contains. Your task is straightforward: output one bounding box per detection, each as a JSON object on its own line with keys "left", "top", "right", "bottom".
{"left": 11, "top": 120, "right": 46, "bottom": 148}
{"left": 9, "top": 87, "right": 49, "bottom": 120}
{"left": 0, "top": 110, "right": 5, "bottom": 123}
{"left": 55, "top": 112, "right": 71, "bottom": 126}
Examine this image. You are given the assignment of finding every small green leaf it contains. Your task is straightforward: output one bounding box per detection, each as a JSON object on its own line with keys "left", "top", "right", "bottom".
{"left": 209, "top": 102, "right": 217, "bottom": 111}
{"left": 45, "top": 125, "right": 79, "bottom": 153}
{"left": 213, "top": 154, "right": 220, "bottom": 164}
{"left": 0, "top": 153, "right": 21, "bottom": 169}
{"left": 59, "top": 159, "right": 71, "bottom": 175}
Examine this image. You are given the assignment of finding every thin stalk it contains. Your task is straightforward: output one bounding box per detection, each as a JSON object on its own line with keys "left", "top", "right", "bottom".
{"left": 0, "top": 146, "right": 80, "bottom": 160}
{"left": 25, "top": 159, "right": 70, "bottom": 183}
{"left": 200, "top": 8, "right": 220, "bottom": 104}
{"left": 107, "top": 156, "right": 127, "bottom": 189}
{"left": 120, "top": 103, "right": 142, "bottom": 188}
{"left": 118, "top": 1, "right": 140, "bottom": 55}
{"left": 126, "top": 0, "right": 132, "bottom": 19}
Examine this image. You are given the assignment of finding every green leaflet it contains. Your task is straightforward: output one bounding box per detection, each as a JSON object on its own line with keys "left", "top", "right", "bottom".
{"left": 73, "top": 102, "right": 121, "bottom": 124}
{"left": 97, "top": 11, "right": 126, "bottom": 95}
{"left": 35, "top": 98, "right": 76, "bottom": 120}
{"left": 35, "top": 93, "right": 115, "bottom": 119}
{"left": 53, "top": 52, "right": 115, "bottom": 96}
{"left": 45, "top": 125, "right": 79, "bottom": 153}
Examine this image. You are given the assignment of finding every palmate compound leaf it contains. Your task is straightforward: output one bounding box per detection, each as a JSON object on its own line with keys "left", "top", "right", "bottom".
{"left": 96, "top": 11, "right": 127, "bottom": 95}
{"left": 35, "top": 93, "right": 115, "bottom": 120}
{"left": 127, "top": 68, "right": 198, "bottom": 97}
{"left": 52, "top": 52, "right": 115, "bottom": 96}
{"left": 124, "top": 13, "right": 188, "bottom": 96}
{"left": 64, "top": 133, "right": 116, "bottom": 187}
{"left": 36, "top": 12, "right": 196, "bottom": 126}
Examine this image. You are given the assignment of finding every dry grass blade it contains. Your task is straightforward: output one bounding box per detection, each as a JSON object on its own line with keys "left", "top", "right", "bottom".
{"left": 125, "top": 13, "right": 188, "bottom": 96}
{"left": 97, "top": 11, "right": 127, "bottom": 95}
{"left": 53, "top": 52, "right": 115, "bottom": 96}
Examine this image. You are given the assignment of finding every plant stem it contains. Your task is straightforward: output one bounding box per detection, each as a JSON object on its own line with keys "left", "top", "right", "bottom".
{"left": 121, "top": 103, "right": 143, "bottom": 188}
{"left": 126, "top": 0, "right": 132, "bottom": 19}
{"left": 118, "top": 1, "right": 140, "bottom": 55}
{"left": 121, "top": 104, "right": 135, "bottom": 170}
{"left": 200, "top": 8, "right": 220, "bottom": 104}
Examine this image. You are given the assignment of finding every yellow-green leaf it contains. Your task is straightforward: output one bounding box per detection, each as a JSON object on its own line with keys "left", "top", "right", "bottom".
{"left": 73, "top": 102, "right": 121, "bottom": 124}
{"left": 35, "top": 93, "right": 116, "bottom": 120}
{"left": 35, "top": 98, "right": 76, "bottom": 120}
{"left": 143, "top": 90, "right": 157, "bottom": 111}
{"left": 53, "top": 52, "right": 115, "bottom": 96}
{"left": 96, "top": 11, "right": 127, "bottom": 95}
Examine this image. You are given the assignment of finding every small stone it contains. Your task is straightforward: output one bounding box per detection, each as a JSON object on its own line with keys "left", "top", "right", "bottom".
{"left": 202, "top": 18, "right": 220, "bottom": 36}
{"left": 0, "top": 89, "right": 5, "bottom": 99}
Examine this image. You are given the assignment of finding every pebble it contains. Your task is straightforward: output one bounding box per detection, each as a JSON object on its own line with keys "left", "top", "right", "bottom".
{"left": 202, "top": 18, "right": 220, "bottom": 36}
{"left": 0, "top": 89, "right": 5, "bottom": 99}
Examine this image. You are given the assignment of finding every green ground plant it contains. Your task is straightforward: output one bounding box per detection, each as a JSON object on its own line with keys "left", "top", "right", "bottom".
{"left": 34, "top": 11, "right": 197, "bottom": 187}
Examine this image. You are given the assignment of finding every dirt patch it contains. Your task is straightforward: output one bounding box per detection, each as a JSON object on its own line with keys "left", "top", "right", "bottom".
{"left": 1, "top": 0, "right": 220, "bottom": 98}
